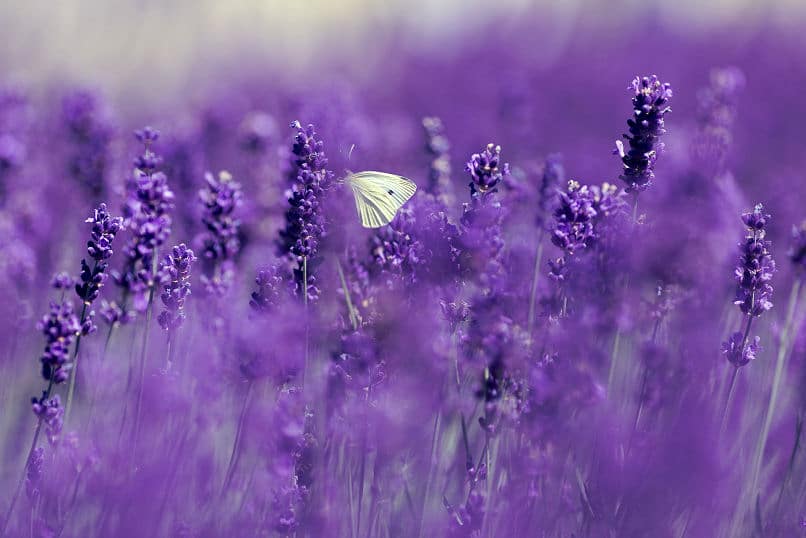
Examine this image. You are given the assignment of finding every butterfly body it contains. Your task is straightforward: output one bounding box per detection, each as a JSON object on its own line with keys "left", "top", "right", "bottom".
{"left": 346, "top": 171, "right": 417, "bottom": 228}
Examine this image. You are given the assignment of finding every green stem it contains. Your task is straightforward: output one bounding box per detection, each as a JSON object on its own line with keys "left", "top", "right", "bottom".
{"left": 526, "top": 234, "right": 545, "bottom": 342}
{"left": 221, "top": 381, "right": 254, "bottom": 495}
{"left": 64, "top": 301, "right": 90, "bottom": 428}
{"left": 336, "top": 259, "right": 359, "bottom": 331}
{"left": 1, "top": 379, "right": 53, "bottom": 537}
{"left": 749, "top": 279, "right": 802, "bottom": 497}
{"left": 132, "top": 260, "right": 158, "bottom": 462}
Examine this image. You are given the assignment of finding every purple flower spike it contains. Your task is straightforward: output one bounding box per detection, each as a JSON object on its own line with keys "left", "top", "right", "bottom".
{"left": 722, "top": 332, "right": 761, "bottom": 367}
{"left": 37, "top": 301, "right": 80, "bottom": 384}
{"left": 76, "top": 204, "right": 123, "bottom": 313}
{"left": 276, "top": 121, "right": 334, "bottom": 302}
{"left": 157, "top": 243, "right": 196, "bottom": 332}
{"left": 466, "top": 143, "right": 509, "bottom": 204}
{"left": 733, "top": 204, "right": 775, "bottom": 317}
{"left": 616, "top": 75, "right": 673, "bottom": 193}
{"left": 31, "top": 393, "right": 64, "bottom": 445}
{"left": 198, "top": 171, "right": 243, "bottom": 296}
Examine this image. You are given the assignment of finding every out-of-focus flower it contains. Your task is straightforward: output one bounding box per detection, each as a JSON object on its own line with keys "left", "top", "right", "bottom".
{"left": 535, "top": 154, "right": 564, "bottom": 230}
{"left": 62, "top": 89, "right": 114, "bottom": 198}
{"left": 616, "top": 75, "right": 673, "bottom": 193}
{"left": 198, "top": 170, "right": 242, "bottom": 296}
{"left": 789, "top": 220, "right": 806, "bottom": 274}
{"left": 422, "top": 116, "right": 453, "bottom": 206}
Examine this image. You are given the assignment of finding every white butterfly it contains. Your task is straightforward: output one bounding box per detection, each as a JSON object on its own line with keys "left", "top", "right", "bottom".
{"left": 345, "top": 171, "right": 417, "bottom": 228}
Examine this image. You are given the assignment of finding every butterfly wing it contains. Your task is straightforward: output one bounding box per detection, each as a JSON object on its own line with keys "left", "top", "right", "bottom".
{"left": 347, "top": 171, "right": 417, "bottom": 228}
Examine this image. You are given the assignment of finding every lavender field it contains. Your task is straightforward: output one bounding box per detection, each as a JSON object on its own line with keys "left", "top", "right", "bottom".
{"left": 1, "top": 3, "right": 806, "bottom": 537}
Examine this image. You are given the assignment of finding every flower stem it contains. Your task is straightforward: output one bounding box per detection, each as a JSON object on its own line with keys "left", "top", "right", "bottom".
{"left": 221, "top": 380, "right": 254, "bottom": 495}
{"left": 132, "top": 263, "right": 158, "bottom": 462}
{"left": 526, "top": 232, "right": 545, "bottom": 342}
{"left": 64, "top": 300, "right": 90, "bottom": 428}
{"left": 1, "top": 378, "right": 53, "bottom": 537}
{"left": 749, "top": 278, "right": 801, "bottom": 497}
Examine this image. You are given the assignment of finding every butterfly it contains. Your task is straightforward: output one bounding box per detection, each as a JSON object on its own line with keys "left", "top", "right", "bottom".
{"left": 345, "top": 171, "right": 417, "bottom": 228}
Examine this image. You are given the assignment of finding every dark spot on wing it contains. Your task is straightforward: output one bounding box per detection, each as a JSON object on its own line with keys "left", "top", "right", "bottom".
{"left": 387, "top": 190, "right": 394, "bottom": 195}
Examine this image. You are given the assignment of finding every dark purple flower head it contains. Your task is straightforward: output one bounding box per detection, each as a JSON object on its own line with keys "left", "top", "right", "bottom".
{"left": 157, "top": 243, "right": 196, "bottom": 332}
{"left": 197, "top": 171, "right": 243, "bottom": 297}
{"left": 76, "top": 204, "right": 122, "bottom": 312}
{"left": 790, "top": 220, "right": 806, "bottom": 274}
{"left": 277, "top": 121, "right": 333, "bottom": 301}
{"left": 616, "top": 75, "right": 673, "bottom": 193}
{"left": 51, "top": 272, "right": 76, "bottom": 290}
{"left": 31, "top": 393, "right": 64, "bottom": 445}
{"left": 85, "top": 203, "right": 122, "bottom": 262}
{"left": 551, "top": 180, "right": 597, "bottom": 254}
{"left": 733, "top": 204, "right": 775, "bottom": 317}
{"left": 99, "top": 300, "right": 134, "bottom": 326}
{"left": 722, "top": 332, "right": 761, "bottom": 367}
{"left": 37, "top": 301, "right": 80, "bottom": 384}
{"left": 466, "top": 143, "right": 509, "bottom": 204}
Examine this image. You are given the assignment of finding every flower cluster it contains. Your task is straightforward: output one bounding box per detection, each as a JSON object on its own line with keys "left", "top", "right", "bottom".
{"left": 157, "top": 244, "right": 196, "bottom": 332}
{"left": 616, "top": 75, "right": 673, "bottom": 193}
{"left": 198, "top": 170, "right": 243, "bottom": 295}
{"left": 61, "top": 90, "right": 113, "bottom": 198}
{"left": 115, "top": 127, "right": 174, "bottom": 313}
{"left": 276, "top": 121, "right": 333, "bottom": 301}
{"left": 733, "top": 204, "right": 775, "bottom": 317}
{"left": 75, "top": 203, "right": 122, "bottom": 310}
{"left": 250, "top": 265, "right": 286, "bottom": 313}
{"left": 369, "top": 207, "right": 423, "bottom": 284}
{"left": 37, "top": 301, "right": 80, "bottom": 384}
{"left": 31, "top": 393, "right": 64, "bottom": 445}
{"left": 465, "top": 143, "right": 509, "bottom": 205}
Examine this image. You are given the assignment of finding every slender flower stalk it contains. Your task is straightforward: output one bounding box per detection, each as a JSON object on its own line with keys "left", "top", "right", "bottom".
{"left": 720, "top": 204, "right": 776, "bottom": 429}
{"left": 1, "top": 300, "right": 79, "bottom": 535}
{"left": 64, "top": 203, "right": 122, "bottom": 423}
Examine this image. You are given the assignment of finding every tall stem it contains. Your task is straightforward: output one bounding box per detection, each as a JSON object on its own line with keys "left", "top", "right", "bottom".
{"left": 64, "top": 299, "right": 90, "bottom": 428}
{"left": 132, "top": 257, "right": 158, "bottom": 461}
{"left": 749, "top": 279, "right": 802, "bottom": 497}
{"left": 526, "top": 232, "right": 545, "bottom": 341}
{"left": 1, "top": 378, "right": 53, "bottom": 537}
{"left": 221, "top": 381, "right": 254, "bottom": 495}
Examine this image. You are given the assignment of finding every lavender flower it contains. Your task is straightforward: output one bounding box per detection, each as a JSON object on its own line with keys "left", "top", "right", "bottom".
{"left": 62, "top": 89, "right": 113, "bottom": 198}
{"left": 75, "top": 204, "right": 122, "bottom": 313}
{"left": 789, "top": 220, "right": 806, "bottom": 274}
{"left": 551, "top": 180, "right": 597, "bottom": 254}
{"left": 198, "top": 170, "right": 243, "bottom": 296}
{"left": 157, "top": 244, "right": 196, "bottom": 332}
{"left": 24, "top": 447, "right": 44, "bottom": 501}
{"left": 277, "top": 121, "right": 333, "bottom": 302}
{"left": 239, "top": 111, "right": 278, "bottom": 153}
{"left": 37, "top": 301, "right": 80, "bottom": 384}
{"left": 31, "top": 393, "right": 64, "bottom": 445}
{"left": 51, "top": 272, "right": 76, "bottom": 290}
{"left": 369, "top": 207, "right": 423, "bottom": 284}
{"left": 616, "top": 75, "right": 673, "bottom": 193}
{"left": 115, "top": 127, "right": 174, "bottom": 314}
{"left": 693, "top": 67, "right": 745, "bottom": 171}
{"left": 733, "top": 204, "right": 775, "bottom": 317}
{"left": 721, "top": 204, "right": 775, "bottom": 368}
{"left": 250, "top": 265, "right": 285, "bottom": 313}
{"left": 465, "top": 143, "right": 509, "bottom": 205}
